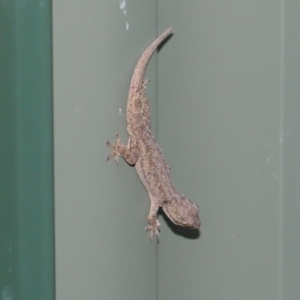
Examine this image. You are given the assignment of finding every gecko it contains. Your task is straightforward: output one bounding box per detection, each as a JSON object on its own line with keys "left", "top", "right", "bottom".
{"left": 106, "top": 27, "right": 200, "bottom": 240}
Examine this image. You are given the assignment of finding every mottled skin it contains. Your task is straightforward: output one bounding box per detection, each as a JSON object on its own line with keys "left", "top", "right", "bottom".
{"left": 106, "top": 27, "right": 200, "bottom": 240}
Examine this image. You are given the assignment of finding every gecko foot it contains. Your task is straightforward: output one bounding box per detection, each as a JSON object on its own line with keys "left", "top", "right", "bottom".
{"left": 145, "top": 220, "right": 160, "bottom": 241}
{"left": 105, "top": 132, "right": 123, "bottom": 164}
{"left": 142, "top": 78, "right": 150, "bottom": 89}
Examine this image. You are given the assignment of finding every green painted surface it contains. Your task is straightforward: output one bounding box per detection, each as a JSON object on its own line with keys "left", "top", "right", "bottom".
{"left": 158, "top": 1, "right": 300, "bottom": 299}
{"left": 0, "top": 1, "right": 54, "bottom": 299}
{"left": 282, "top": 1, "right": 300, "bottom": 298}
{"left": 53, "top": 1, "right": 158, "bottom": 299}
{"left": 52, "top": 1, "right": 300, "bottom": 299}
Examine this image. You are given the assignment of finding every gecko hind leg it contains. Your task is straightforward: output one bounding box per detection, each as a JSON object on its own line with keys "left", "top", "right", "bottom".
{"left": 142, "top": 78, "right": 150, "bottom": 89}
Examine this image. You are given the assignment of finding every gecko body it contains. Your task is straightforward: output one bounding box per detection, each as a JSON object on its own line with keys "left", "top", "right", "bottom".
{"left": 106, "top": 27, "right": 200, "bottom": 240}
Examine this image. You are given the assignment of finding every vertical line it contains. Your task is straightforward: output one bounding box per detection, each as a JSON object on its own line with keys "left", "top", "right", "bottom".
{"left": 155, "top": 0, "right": 160, "bottom": 144}
{"left": 278, "top": 0, "right": 285, "bottom": 299}
{"left": 49, "top": 2, "right": 57, "bottom": 298}
{"left": 155, "top": 1, "right": 160, "bottom": 300}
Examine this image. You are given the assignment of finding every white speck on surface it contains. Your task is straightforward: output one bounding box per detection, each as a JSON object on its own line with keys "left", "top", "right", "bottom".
{"left": 119, "top": 108, "right": 125, "bottom": 117}
{"left": 2, "top": 286, "right": 13, "bottom": 300}
{"left": 272, "top": 173, "right": 278, "bottom": 179}
{"left": 39, "top": 0, "right": 45, "bottom": 6}
{"left": 119, "top": 0, "right": 126, "bottom": 10}
{"left": 232, "top": 234, "right": 236, "bottom": 238}
{"left": 119, "top": 0, "right": 129, "bottom": 30}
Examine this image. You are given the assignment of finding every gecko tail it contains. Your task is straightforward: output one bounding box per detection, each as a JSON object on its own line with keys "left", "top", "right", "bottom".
{"left": 129, "top": 27, "right": 173, "bottom": 90}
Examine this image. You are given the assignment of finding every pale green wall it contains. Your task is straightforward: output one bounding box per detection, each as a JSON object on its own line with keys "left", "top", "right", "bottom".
{"left": 282, "top": 1, "right": 300, "bottom": 298}
{"left": 53, "top": 1, "right": 158, "bottom": 299}
{"left": 53, "top": 1, "right": 300, "bottom": 299}
{"left": 158, "top": 0, "right": 300, "bottom": 299}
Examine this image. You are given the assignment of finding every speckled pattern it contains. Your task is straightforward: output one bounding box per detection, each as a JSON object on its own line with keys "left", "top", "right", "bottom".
{"left": 106, "top": 27, "right": 200, "bottom": 240}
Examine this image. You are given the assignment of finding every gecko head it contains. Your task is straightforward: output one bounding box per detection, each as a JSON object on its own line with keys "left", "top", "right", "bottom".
{"left": 162, "top": 194, "right": 201, "bottom": 229}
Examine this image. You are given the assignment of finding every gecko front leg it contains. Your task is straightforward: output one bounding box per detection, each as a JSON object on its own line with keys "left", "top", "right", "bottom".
{"left": 106, "top": 132, "right": 139, "bottom": 165}
{"left": 145, "top": 193, "right": 161, "bottom": 241}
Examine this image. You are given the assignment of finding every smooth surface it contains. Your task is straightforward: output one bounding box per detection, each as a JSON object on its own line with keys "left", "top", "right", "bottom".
{"left": 157, "top": 1, "right": 299, "bottom": 299}
{"left": 282, "top": 1, "right": 300, "bottom": 298}
{"left": 53, "top": 1, "right": 159, "bottom": 299}
{"left": 0, "top": 1, "right": 54, "bottom": 299}
{"left": 53, "top": 1, "right": 300, "bottom": 299}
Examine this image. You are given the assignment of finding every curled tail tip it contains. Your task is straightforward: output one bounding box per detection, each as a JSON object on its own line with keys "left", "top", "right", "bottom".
{"left": 163, "top": 26, "right": 173, "bottom": 36}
